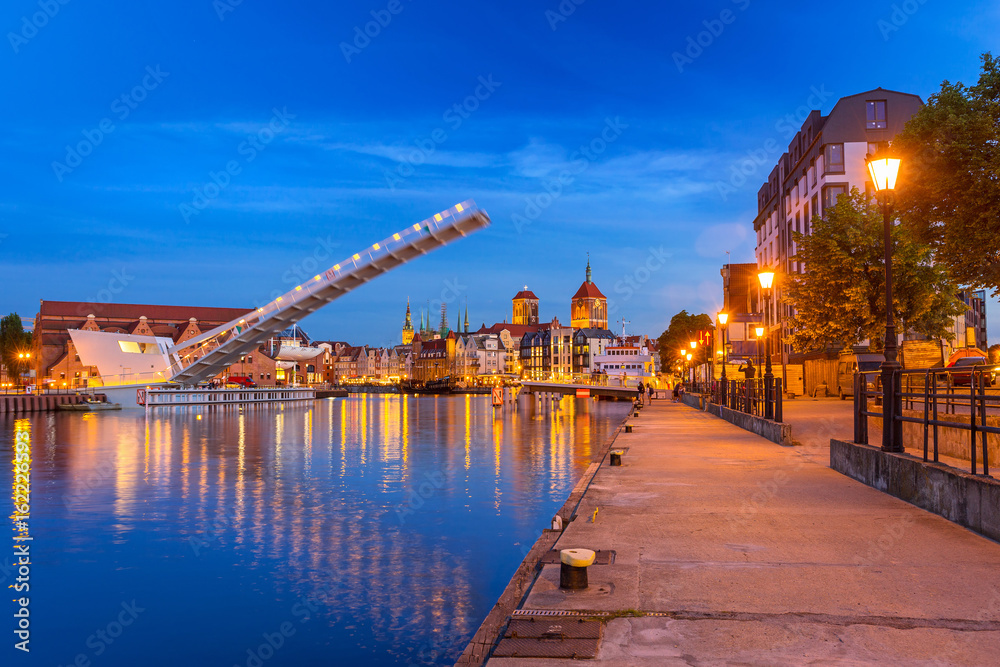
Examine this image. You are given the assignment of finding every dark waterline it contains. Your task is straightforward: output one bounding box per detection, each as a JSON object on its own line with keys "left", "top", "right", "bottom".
{"left": 3, "top": 394, "right": 629, "bottom": 666}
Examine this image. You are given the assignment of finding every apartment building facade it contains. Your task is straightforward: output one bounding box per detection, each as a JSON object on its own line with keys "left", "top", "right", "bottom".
{"left": 752, "top": 88, "right": 924, "bottom": 362}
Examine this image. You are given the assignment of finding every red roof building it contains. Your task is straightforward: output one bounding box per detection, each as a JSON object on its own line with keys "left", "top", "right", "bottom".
{"left": 570, "top": 259, "right": 608, "bottom": 330}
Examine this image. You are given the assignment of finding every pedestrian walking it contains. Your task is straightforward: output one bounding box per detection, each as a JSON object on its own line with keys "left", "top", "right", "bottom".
{"left": 672, "top": 383, "right": 680, "bottom": 402}
{"left": 637, "top": 380, "right": 646, "bottom": 405}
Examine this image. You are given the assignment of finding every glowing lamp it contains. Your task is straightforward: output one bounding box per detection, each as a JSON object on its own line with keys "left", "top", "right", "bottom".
{"left": 757, "top": 271, "right": 775, "bottom": 290}
{"left": 755, "top": 326, "right": 765, "bottom": 338}
{"left": 718, "top": 312, "right": 728, "bottom": 326}
{"left": 867, "top": 154, "right": 901, "bottom": 192}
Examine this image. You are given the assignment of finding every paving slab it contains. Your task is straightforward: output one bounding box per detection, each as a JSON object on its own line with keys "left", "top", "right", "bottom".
{"left": 486, "top": 400, "right": 1000, "bottom": 666}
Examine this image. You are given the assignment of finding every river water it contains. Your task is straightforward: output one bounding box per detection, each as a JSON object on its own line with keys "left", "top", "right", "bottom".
{"left": 2, "top": 394, "right": 629, "bottom": 666}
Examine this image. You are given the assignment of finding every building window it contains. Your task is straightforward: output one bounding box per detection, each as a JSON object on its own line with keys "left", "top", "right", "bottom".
{"left": 823, "top": 184, "right": 848, "bottom": 211}
{"left": 811, "top": 194, "right": 819, "bottom": 223}
{"left": 824, "top": 144, "right": 844, "bottom": 174}
{"left": 867, "top": 141, "right": 886, "bottom": 157}
{"left": 866, "top": 100, "right": 887, "bottom": 130}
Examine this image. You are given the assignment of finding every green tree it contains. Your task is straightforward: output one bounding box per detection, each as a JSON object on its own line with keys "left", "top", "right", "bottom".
{"left": 784, "top": 189, "right": 964, "bottom": 353}
{"left": 0, "top": 314, "right": 33, "bottom": 384}
{"left": 892, "top": 52, "right": 1000, "bottom": 293}
{"left": 657, "top": 310, "right": 714, "bottom": 372}
{"left": 989, "top": 343, "right": 1000, "bottom": 364}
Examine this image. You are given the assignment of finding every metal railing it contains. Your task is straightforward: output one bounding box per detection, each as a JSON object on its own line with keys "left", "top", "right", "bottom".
{"left": 687, "top": 378, "right": 783, "bottom": 421}
{"left": 854, "top": 365, "right": 1000, "bottom": 476}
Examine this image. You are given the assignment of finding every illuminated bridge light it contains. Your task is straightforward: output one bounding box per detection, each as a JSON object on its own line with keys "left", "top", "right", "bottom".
{"left": 413, "top": 223, "right": 422, "bottom": 230}
{"left": 276, "top": 297, "right": 283, "bottom": 302}
{"left": 295, "top": 286, "right": 302, "bottom": 291}
{"left": 434, "top": 214, "right": 442, "bottom": 222}
{"left": 353, "top": 253, "right": 360, "bottom": 261}
{"left": 393, "top": 233, "right": 401, "bottom": 241}
{"left": 334, "top": 264, "right": 340, "bottom": 271}
{"left": 373, "top": 243, "right": 380, "bottom": 250}
{"left": 455, "top": 203, "right": 464, "bottom": 212}
{"left": 314, "top": 275, "right": 322, "bottom": 281}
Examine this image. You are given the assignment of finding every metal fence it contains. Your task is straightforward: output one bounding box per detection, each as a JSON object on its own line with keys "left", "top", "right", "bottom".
{"left": 854, "top": 365, "right": 1000, "bottom": 476}
{"left": 686, "top": 378, "right": 783, "bottom": 422}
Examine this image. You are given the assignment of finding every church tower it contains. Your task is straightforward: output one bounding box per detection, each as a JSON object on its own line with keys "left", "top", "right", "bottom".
{"left": 512, "top": 287, "right": 539, "bottom": 326}
{"left": 402, "top": 298, "right": 414, "bottom": 345}
{"left": 570, "top": 256, "right": 608, "bottom": 329}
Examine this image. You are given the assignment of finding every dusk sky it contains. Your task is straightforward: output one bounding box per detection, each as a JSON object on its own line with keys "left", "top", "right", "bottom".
{"left": 1, "top": 0, "right": 996, "bottom": 347}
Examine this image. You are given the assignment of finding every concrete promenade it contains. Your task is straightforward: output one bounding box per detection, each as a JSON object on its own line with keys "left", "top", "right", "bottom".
{"left": 487, "top": 399, "right": 1000, "bottom": 666}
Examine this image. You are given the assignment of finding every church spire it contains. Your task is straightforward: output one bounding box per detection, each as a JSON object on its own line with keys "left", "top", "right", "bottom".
{"left": 402, "top": 298, "right": 414, "bottom": 345}
{"left": 586, "top": 253, "right": 592, "bottom": 283}
{"left": 464, "top": 302, "right": 469, "bottom": 333}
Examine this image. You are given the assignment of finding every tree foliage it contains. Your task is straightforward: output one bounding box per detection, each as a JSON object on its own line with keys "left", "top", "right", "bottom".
{"left": 657, "top": 310, "right": 714, "bottom": 372}
{"left": 892, "top": 52, "right": 1000, "bottom": 293}
{"left": 784, "top": 189, "right": 964, "bottom": 353}
{"left": 0, "top": 314, "right": 33, "bottom": 382}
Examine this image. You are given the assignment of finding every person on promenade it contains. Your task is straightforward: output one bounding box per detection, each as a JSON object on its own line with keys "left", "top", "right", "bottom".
{"left": 738, "top": 360, "right": 756, "bottom": 379}
{"left": 672, "top": 383, "right": 680, "bottom": 402}
{"left": 647, "top": 382, "right": 655, "bottom": 402}
{"left": 637, "top": 380, "right": 646, "bottom": 405}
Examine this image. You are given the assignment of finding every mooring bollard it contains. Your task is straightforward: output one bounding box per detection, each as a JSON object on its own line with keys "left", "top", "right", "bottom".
{"left": 610, "top": 450, "right": 623, "bottom": 466}
{"left": 625, "top": 424, "right": 633, "bottom": 433}
{"left": 559, "top": 548, "right": 596, "bottom": 590}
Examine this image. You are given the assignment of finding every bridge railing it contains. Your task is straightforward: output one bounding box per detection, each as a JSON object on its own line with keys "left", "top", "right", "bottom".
{"left": 166, "top": 200, "right": 484, "bottom": 380}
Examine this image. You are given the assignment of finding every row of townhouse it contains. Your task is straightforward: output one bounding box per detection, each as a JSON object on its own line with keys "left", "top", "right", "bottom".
{"left": 411, "top": 331, "right": 513, "bottom": 384}
{"left": 321, "top": 344, "right": 414, "bottom": 384}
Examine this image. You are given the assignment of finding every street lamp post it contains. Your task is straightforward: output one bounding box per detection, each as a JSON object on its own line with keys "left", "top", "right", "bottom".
{"left": 718, "top": 312, "right": 729, "bottom": 405}
{"left": 689, "top": 341, "right": 697, "bottom": 386}
{"left": 754, "top": 326, "right": 764, "bottom": 372}
{"left": 757, "top": 271, "right": 775, "bottom": 420}
{"left": 867, "top": 151, "right": 903, "bottom": 452}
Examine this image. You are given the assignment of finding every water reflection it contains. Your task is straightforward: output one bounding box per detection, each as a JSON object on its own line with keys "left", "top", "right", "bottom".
{"left": 3, "top": 394, "right": 628, "bottom": 666}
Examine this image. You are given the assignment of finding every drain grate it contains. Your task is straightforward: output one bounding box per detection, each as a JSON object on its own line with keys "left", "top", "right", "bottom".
{"left": 538, "top": 549, "right": 615, "bottom": 566}
{"left": 493, "top": 617, "right": 604, "bottom": 659}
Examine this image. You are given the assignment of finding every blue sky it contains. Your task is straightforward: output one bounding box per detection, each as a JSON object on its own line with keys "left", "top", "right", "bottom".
{"left": 1, "top": 0, "right": 997, "bottom": 347}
